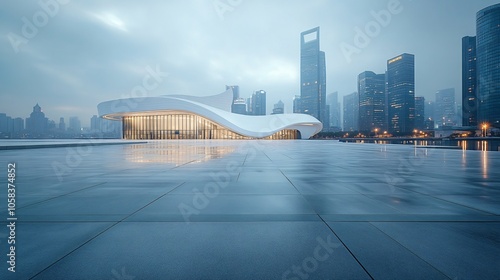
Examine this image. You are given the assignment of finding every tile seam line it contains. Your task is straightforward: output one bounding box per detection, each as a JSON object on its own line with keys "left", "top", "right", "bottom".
{"left": 367, "top": 221, "right": 452, "bottom": 279}
{"left": 13, "top": 216, "right": 500, "bottom": 223}
{"left": 237, "top": 152, "right": 249, "bottom": 181}
{"left": 389, "top": 185, "right": 498, "bottom": 215}
{"left": 278, "top": 168, "right": 375, "bottom": 280}
{"left": 15, "top": 182, "right": 108, "bottom": 210}
{"left": 318, "top": 214, "right": 375, "bottom": 280}
{"left": 28, "top": 181, "right": 186, "bottom": 279}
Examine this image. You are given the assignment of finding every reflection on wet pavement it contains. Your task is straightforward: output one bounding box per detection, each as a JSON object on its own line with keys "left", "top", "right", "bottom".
{"left": 0, "top": 140, "right": 499, "bottom": 279}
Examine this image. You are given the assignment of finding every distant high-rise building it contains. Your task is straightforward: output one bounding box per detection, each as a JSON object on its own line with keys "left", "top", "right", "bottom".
{"left": 477, "top": 4, "right": 500, "bottom": 127}
{"left": 272, "top": 100, "right": 284, "bottom": 115}
{"left": 327, "top": 92, "right": 341, "bottom": 128}
{"left": 425, "top": 100, "right": 436, "bottom": 122}
{"left": 462, "top": 36, "right": 477, "bottom": 126}
{"left": 246, "top": 97, "right": 253, "bottom": 115}
{"left": 455, "top": 103, "right": 463, "bottom": 125}
{"left": 232, "top": 98, "right": 247, "bottom": 115}
{"left": 0, "top": 113, "right": 9, "bottom": 133}
{"left": 68, "top": 116, "right": 81, "bottom": 133}
{"left": 226, "top": 85, "right": 240, "bottom": 113}
{"left": 387, "top": 53, "right": 415, "bottom": 135}
{"left": 414, "top": 96, "right": 425, "bottom": 130}
{"left": 59, "top": 117, "right": 66, "bottom": 131}
{"left": 436, "top": 88, "right": 456, "bottom": 127}
{"left": 424, "top": 100, "right": 437, "bottom": 129}
{"left": 26, "top": 103, "right": 48, "bottom": 135}
{"left": 300, "top": 27, "right": 326, "bottom": 125}
{"left": 293, "top": 95, "right": 301, "bottom": 113}
{"left": 324, "top": 105, "right": 330, "bottom": 129}
{"left": 358, "top": 71, "right": 386, "bottom": 132}
{"left": 47, "top": 120, "right": 56, "bottom": 130}
{"left": 343, "top": 92, "right": 359, "bottom": 131}
{"left": 91, "top": 115, "right": 100, "bottom": 132}
{"left": 12, "top": 117, "right": 24, "bottom": 133}
{"left": 251, "top": 90, "right": 266, "bottom": 116}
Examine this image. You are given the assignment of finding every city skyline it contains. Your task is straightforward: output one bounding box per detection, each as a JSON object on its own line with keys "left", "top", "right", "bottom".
{"left": 1, "top": 1, "right": 499, "bottom": 126}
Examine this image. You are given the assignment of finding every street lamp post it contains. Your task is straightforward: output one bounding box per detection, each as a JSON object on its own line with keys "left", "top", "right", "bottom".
{"left": 482, "top": 124, "right": 488, "bottom": 137}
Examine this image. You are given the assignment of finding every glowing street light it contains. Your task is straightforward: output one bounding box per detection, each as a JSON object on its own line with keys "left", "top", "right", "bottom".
{"left": 482, "top": 123, "right": 488, "bottom": 137}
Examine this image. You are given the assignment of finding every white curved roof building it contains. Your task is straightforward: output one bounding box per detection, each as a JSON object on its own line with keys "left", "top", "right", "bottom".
{"left": 98, "top": 89, "right": 322, "bottom": 140}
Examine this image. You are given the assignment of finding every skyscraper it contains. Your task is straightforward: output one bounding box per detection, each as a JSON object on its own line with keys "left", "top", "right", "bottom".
{"left": 26, "top": 103, "right": 48, "bottom": 135}
{"left": 358, "top": 71, "right": 386, "bottom": 132}
{"left": 386, "top": 53, "right": 415, "bottom": 135}
{"left": 425, "top": 100, "right": 436, "bottom": 122}
{"left": 12, "top": 118, "right": 24, "bottom": 133}
{"left": 343, "top": 92, "right": 359, "bottom": 132}
{"left": 300, "top": 27, "right": 326, "bottom": 125}
{"left": 226, "top": 85, "right": 240, "bottom": 113}
{"left": 436, "top": 88, "right": 456, "bottom": 127}
{"left": 251, "top": 90, "right": 266, "bottom": 116}
{"left": 59, "top": 117, "right": 66, "bottom": 131}
{"left": 293, "top": 95, "right": 301, "bottom": 113}
{"left": 68, "top": 116, "right": 81, "bottom": 133}
{"left": 476, "top": 4, "right": 500, "bottom": 128}
{"left": 246, "top": 97, "right": 253, "bottom": 115}
{"left": 0, "top": 113, "right": 9, "bottom": 133}
{"left": 414, "top": 96, "right": 425, "bottom": 130}
{"left": 462, "top": 36, "right": 477, "bottom": 126}
{"left": 272, "top": 100, "right": 284, "bottom": 115}
{"left": 91, "top": 115, "right": 100, "bottom": 132}
{"left": 232, "top": 98, "right": 247, "bottom": 115}
{"left": 327, "top": 92, "right": 341, "bottom": 129}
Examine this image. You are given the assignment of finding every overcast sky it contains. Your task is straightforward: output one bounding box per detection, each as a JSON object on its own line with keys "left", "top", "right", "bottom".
{"left": 1, "top": 0, "right": 498, "bottom": 126}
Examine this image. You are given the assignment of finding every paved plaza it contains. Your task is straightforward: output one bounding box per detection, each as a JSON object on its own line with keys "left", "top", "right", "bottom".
{"left": 1, "top": 140, "right": 499, "bottom": 279}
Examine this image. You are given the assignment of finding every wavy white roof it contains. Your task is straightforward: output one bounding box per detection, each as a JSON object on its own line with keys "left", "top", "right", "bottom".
{"left": 98, "top": 89, "right": 322, "bottom": 139}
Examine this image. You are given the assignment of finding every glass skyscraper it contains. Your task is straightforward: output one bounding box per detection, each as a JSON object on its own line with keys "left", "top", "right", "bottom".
{"left": 300, "top": 27, "right": 326, "bottom": 126}
{"left": 435, "top": 88, "right": 456, "bottom": 127}
{"left": 414, "top": 96, "right": 425, "bottom": 130}
{"left": 327, "top": 92, "right": 341, "bottom": 129}
{"left": 462, "top": 36, "right": 477, "bottom": 126}
{"left": 358, "top": 71, "right": 386, "bottom": 132}
{"left": 386, "top": 53, "right": 415, "bottom": 135}
{"left": 343, "top": 92, "right": 359, "bottom": 132}
{"left": 226, "top": 85, "right": 240, "bottom": 113}
{"left": 251, "top": 90, "right": 266, "bottom": 116}
{"left": 477, "top": 4, "right": 500, "bottom": 128}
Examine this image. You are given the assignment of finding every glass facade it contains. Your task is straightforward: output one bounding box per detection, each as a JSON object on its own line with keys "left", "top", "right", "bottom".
{"left": 358, "top": 71, "right": 386, "bottom": 132}
{"left": 414, "top": 96, "right": 425, "bottom": 130}
{"left": 300, "top": 27, "right": 326, "bottom": 126}
{"left": 462, "top": 36, "right": 477, "bottom": 126}
{"left": 122, "top": 113, "right": 299, "bottom": 140}
{"left": 477, "top": 4, "right": 500, "bottom": 128}
{"left": 387, "top": 53, "right": 415, "bottom": 135}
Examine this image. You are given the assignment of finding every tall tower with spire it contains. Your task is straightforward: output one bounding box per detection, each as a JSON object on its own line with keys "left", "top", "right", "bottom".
{"left": 26, "top": 103, "right": 48, "bottom": 135}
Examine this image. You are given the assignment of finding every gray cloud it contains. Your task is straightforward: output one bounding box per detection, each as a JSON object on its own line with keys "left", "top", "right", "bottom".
{"left": 0, "top": 0, "right": 497, "bottom": 126}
